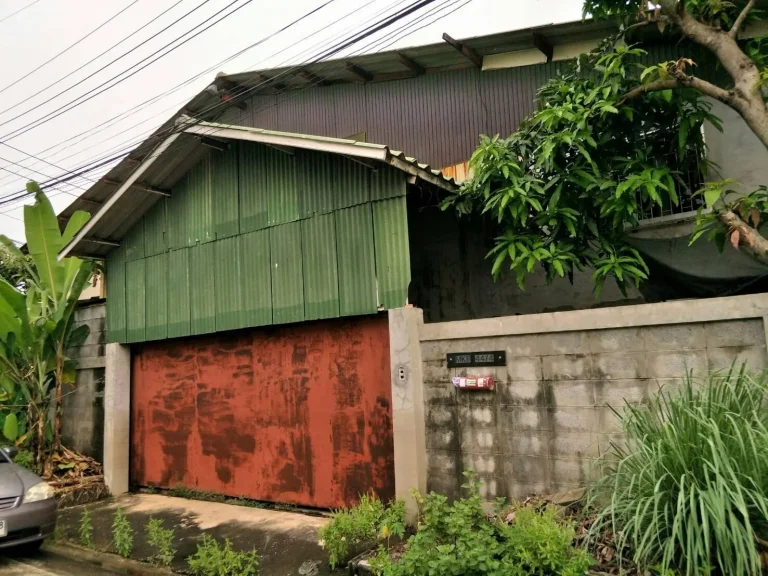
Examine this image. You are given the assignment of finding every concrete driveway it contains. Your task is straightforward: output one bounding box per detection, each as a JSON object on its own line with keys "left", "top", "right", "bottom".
{"left": 0, "top": 549, "right": 120, "bottom": 575}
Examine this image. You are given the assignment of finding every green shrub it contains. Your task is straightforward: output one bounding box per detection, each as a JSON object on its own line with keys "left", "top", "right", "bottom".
{"left": 146, "top": 517, "right": 175, "bottom": 566}
{"left": 371, "top": 473, "right": 590, "bottom": 576}
{"left": 78, "top": 508, "right": 93, "bottom": 547}
{"left": 13, "top": 449, "right": 34, "bottom": 471}
{"left": 112, "top": 508, "right": 133, "bottom": 558}
{"left": 589, "top": 365, "right": 768, "bottom": 575}
{"left": 187, "top": 534, "right": 259, "bottom": 576}
{"left": 318, "top": 493, "right": 405, "bottom": 569}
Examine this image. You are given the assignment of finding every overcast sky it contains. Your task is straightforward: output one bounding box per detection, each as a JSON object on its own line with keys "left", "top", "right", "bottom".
{"left": 0, "top": 0, "right": 583, "bottom": 243}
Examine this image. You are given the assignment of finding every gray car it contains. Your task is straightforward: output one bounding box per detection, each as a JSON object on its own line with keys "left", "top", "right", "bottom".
{"left": 0, "top": 447, "right": 56, "bottom": 552}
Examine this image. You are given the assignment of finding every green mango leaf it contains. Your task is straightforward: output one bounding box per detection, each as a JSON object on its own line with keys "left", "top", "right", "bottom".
{"left": 704, "top": 187, "right": 722, "bottom": 208}
{"left": 3, "top": 413, "right": 18, "bottom": 441}
{"left": 24, "top": 191, "right": 65, "bottom": 304}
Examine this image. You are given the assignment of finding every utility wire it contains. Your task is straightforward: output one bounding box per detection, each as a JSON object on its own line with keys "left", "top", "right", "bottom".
{"left": 0, "top": 0, "right": 247, "bottom": 142}
{"left": 0, "top": 0, "right": 41, "bottom": 26}
{"left": 0, "top": 0, "right": 460, "bottom": 208}
{"left": 0, "top": 0, "right": 140, "bottom": 97}
{"left": 0, "top": 0, "right": 216, "bottom": 135}
{"left": 0, "top": 0, "right": 185, "bottom": 108}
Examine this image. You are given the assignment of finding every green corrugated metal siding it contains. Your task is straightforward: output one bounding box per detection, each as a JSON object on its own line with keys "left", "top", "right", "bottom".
{"left": 106, "top": 245, "right": 126, "bottom": 343}
{"left": 188, "top": 158, "right": 214, "bottom": 245}
{"left": 167, "top": 248, "right": 191, "bottom": 338}
{"left": 212, "top": 147, "right": 240, "bottom": 239}
{"left": 371, "top": 164, "right": 406, "bottom": 201}
{"left": 145, "top": 252, "right": 168, "bottom": 341}
{"left": 299, "top": 150, "right": 335, "bottom": 218}
{"left": 336, "top": 204, "right": 377, "bottom": 316}
{"left": 215, "top": 236, "right": 243, "bottom": 331}
{"left": 270, "top": 222, "right": 304, "bottom": 324}
{"left": 107, "top": 144, "right": 414, "bottom": 343}
{"left": 302, "top": 213, "right": 339, "bottom": 320}
{"left": 373, "top": 196, "right": 410, "bottom": 309}
{"left": 239, "top": 142, "right": 269, "bottom": 232}
{"left": 144, "top": 198, "right": 167, "bottom": 257}
{"left": 266, "top": 148, "right": 299, "bottom": 226}
{"left": 168, "top": 175, "right": 190, "bottom": 249}
{"left": 125, "top": 259, "right": 145, "bottom": 343}
{"left": 124, "top": 218, "right": 144, "bottom": 261}
{"left": 334, "top": 156, "right": 369, "bottom": 210}
{"left": 189, "top": 242, "right": 216, "bottom": 335}
{"left": 239, "top": 229, "right": 272, "bottom": 327}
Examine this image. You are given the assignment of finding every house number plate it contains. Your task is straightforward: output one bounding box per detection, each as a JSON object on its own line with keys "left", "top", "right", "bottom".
{"left": 446, "top": 351, "right": 506, "bottom": 368}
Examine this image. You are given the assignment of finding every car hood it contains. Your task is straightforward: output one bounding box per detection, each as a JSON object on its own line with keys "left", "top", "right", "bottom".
{"left": 0, "top": 464, "right": 42, "bottom": 498}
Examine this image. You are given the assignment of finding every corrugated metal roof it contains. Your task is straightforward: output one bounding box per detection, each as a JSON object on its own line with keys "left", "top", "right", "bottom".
{"left": 60, "top": 118, "right": 455, "bottom": 259}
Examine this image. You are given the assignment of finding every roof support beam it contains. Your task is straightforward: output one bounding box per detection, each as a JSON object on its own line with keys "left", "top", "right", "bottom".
{"left": 396, "top": 52, "right": 425, "bottom": 75}
{"left": 199, "top": 136, "right": 229, "bottom": 152}
{"left": 103, "top": 179, "right": 171, "bottom": 197}
{"left": 59, "top": 130, "right": 183, "bottom": 260}
{"left": 532, "top": 33, "right": 554, "bottom": 63}
{"left": 265, "top": 143, "right": 295, "bottom": 155}
{"left": 258, "top": 73, "right": 286, "bottom": 92}
{"left": 344, "top": 155, "right": 378, "bottom": 170}
{"left": 83, "top": 237, "right": 120, "bottom": 247}
{"left": 299, "top": 69, "right": 327, "bottom": 86}
{"left": 345, "top": 62, "right": 373, "bottom": 83}
{"left": 442, "top": 33, "right": 482, "bottom": 68}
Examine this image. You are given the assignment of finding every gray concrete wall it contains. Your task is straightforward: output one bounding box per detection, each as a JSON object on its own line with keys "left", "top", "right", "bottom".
{"left": 62, "top": 301, "right": 106, "bottom": 462}
{"left": 417, "top": 294, "right": 768, "bottom": 501}
{"left": 705, "top": 99, "right": 768, "bottom": 193}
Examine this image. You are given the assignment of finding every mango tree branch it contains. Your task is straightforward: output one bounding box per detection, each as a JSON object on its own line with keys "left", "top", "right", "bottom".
{"left": 730, "top": 0, "right": 756, "bottom": 38}
{"left": 620, "top": 76, "right": 734, "bottom": 105}
{"left": 718, "top": 209, "right": 768, "bottom": 258}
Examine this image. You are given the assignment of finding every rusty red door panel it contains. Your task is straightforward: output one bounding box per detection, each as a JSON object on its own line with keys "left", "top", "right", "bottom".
{"left": 130, "top": 315, "right": 394, "bottom": 508}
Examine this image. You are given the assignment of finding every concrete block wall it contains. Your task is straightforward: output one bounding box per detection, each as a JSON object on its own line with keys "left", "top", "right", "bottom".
{"left": 62, "top": 301, "right": 106, "bottom": 461}
{"left": 417, "top": 294, "right": 768, "bottom": 502}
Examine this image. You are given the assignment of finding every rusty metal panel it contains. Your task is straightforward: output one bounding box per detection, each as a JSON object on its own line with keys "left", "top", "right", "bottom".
{"left": 125, "top": 259, "right": 145, "bottom": 343}
{"left": 372, "top": 197, "right": 410, "bottom": 309}
{"left": 335, "top": 204, "right": 377, "bottom": 316}
{"left": 106, "top": 245, "right": 127, "bottom": 343}
{"left": 167, "top": 175, "right": 190, "bottom": 250}
{"left": 130, "top": 315, "right": 395, "bottom": 508}
{"left": 145, "top": 253, "right": 168, "bottom": 341}
{"left": 238, "top": 142, "right": 269, "bottom": 232}
{"left": 334, "top": 156, "right": 369, "bottom": 210}
{"left": 298, "top": 150, "right": 334, "bottom": 218}
{"left": 301, "top": 214, "right": 339, "bottom": 320}
{"left": 266, "top": 147, "right": 299, "bottom": 226}
{"left": 189, "top": 242, "right": 216, "bottom": 335}
{"left": 167, "top": 248, "right": 191, "bottom": 339}
{"left": 371, "top": 165, "right": 406, "bottom": 201}
{"left": 124, "top": 218, "right": 144, "bottom": 261}
{"left": 188, "top": 157, "right": 214, "bottom": 245}
{"left": 211, "top": 146, "right": 240, "bottom": 239}
{"left": 215, "top": 236, "right": 244, "bottom": 332}
{"left": 143, "top": 198, "right": 167, "bottom": 256}
{"left": 270, "top": 222, "right": 304, "bottom": 324}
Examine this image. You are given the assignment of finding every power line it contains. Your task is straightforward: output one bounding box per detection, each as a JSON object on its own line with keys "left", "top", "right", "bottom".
{"left": 0, "top": 0, "right": 186, "bottom": 111}
{"left": 0, "top": 0, "right": 140, "bottom": 97}
{"left": 0, "top": 0, "right": 461, "bottom": 209}
{"left": 0, "top": 0, "right": 244, "bottom": 142}
{"left": 0, "top": 0, "right": 41, "bottom": 26}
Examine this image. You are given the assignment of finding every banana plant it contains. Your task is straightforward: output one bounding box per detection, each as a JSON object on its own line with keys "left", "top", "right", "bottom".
{"left": 0, "top": 183, "right": 92, "bottom": 474}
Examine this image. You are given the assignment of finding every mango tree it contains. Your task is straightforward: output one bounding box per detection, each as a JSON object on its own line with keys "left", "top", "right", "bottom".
{"left": 0, "top": 183, "right": 92, "bottom": 475}
{"left": 447, "top": 0, "right": 768, "bottom": 294}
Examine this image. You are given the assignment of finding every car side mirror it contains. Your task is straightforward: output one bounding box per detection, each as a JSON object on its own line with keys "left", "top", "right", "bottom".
{"left": 2, "top": 446, "right": 18, "bottom": 461}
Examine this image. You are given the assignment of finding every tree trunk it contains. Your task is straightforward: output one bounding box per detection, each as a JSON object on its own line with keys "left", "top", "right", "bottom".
{"left": 52, "top": 360, "right": 63, "bottom": 455}
{"left": 718, "top": 210, "right": 768, "bottom": 257}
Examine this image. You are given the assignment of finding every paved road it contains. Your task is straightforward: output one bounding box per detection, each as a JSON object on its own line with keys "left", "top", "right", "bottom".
{"left": 0, "top": 549, "right": 120, "bottom": 575}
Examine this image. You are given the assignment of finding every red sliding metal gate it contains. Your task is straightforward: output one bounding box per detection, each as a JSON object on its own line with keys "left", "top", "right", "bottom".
{"left": 130, "top": 315, "right": 395, "bottom": 508}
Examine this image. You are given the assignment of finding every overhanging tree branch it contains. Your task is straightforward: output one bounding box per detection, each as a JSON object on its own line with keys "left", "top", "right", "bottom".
{"left": 620, "top": 75, "right": 734, "bottom": 105}
{"left": 730, "top": 0, "right": 756, "bottom": 38}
